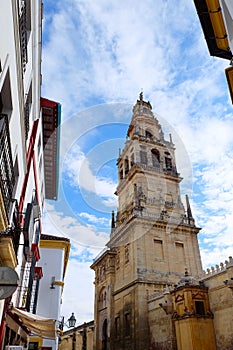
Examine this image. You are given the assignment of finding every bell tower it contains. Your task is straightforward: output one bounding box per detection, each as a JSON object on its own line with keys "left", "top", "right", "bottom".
{"left": 91, "top": 94, "right": 203, "bottom": 350}
{"left": 114, "top": 92, "right": 188, "bottom": 233}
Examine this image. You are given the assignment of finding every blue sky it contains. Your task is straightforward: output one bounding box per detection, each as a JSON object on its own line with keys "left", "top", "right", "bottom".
{"left": 41, "top": 0, "right": 233, "bottom": 324}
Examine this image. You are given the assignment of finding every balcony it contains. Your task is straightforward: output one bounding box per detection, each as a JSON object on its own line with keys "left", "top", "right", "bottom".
{"left": 0, "top": 234, "right": 17, "bottom": 268}
{"left": 0, "top": 114, "right": 15, "bottom": 214}
{"left": 0, "top": 200, "right": 21, "bottom": 268}
{"left": 41, "top": 98, "right": 61, "bottom": 200}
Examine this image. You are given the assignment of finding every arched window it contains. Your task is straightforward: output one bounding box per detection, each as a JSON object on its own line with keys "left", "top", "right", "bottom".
{"left": 145, "top": 130, "right": 153, "bottom": 140}
{"left": 99, "top": 287, "right": 107, "bottom": 309}
{"left": 130, "top": 154, "right": 134, "bottom": 167}
{"left": 103, "top": 291, "right": 107, "bottom": 308}
{"left": 165, "top": 157, "right": 172, "bottom": 170}
{"left": 125, "top": 158, "right": 129, "bottom": 175}
{"left": 140, "top": 150, "right": 147, "bottom": 165}
{"left": 151, "top": 149, "right": 160, "bottom": 167}
{"left": 102, "top": 319, "right": 108, "bottom": 350}
{"left": 164, "top": 152, "right": 172, "bottom": 170}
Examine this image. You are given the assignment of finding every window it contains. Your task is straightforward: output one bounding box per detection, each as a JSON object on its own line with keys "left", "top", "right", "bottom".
{"left": 116, "top": 250, "right": 120, "bottom": 269}
{"left": 103, "top": 291, "right": 107, "bottom": 308}
{"left": 0, "top": 69, "right": 13, "bottom": 114}
{"left": 125, "top": 312, "right": 131, "bottom": 336}
{"left": 165, "top": 157, "right": 172, "bottom": 170}
{"left": 28, "top": 342, "right": 38, "bottom": 350}
{"left": 154, "top": 239, "right": 164, "bottom": 260}
{"left": 140, "top": 150, "right": 147, "bottom": 165}
{"left": 151, "top": 149, "right": 160, "bottom": 167}
{"left": 39, "top": 155, "right": 42, "bottom": 173}
{"left": 115, "top": 316, "right": 120, "bottom": 338}
{"left": 19, "top": 0, "right": 32, "bottom": 72}
{"left": 99, "top": 287, "right": 107, "bottom": 309}
{"left": 195, "top": 301, "right": 205, "bottom": 315}
{"left": 24, "top": 84, "right": 32, "bottom": 140}
{"left": 0, "top": 114, "right": 15, "bottom": 212}
{"left": 13, "top": 156, "right": 19, "bottom": 196}
{"left": 175, "top": 242, "right": 185, "bottom": 263}
{"left": 119, "top": 164, "right": 123, "bottom": 179}
{"left": 125, "top": 245, "right": 129, "bottom": 263}
{"left": 125, "top": 158, "right": 129, "bottom": 175}
{"left": 145, "top": 130, "right": 153, "bottom": 140}
{"left": 165, "top": 194, "right": 173, "bottom": 208}
{"left": 130, "top": 154, "right": 134, "bottom": 167}
{"left": 102, "top": 319, "right": 108, "bottom": 349}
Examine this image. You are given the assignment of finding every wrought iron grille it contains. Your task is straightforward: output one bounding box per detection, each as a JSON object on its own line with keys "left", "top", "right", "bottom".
{"left": 24, "top": 97, "right": 30, "bottom": 140}
{"left": 11, "top": 200, "right": 21, "bottom": 254}
{"left": 0, "top": 114, "right": 15, "bottom": 214}
{"left": 32, "top": 278, "right": 40, "bottom": 314}
{"left": 22, "top": 254, "right": 36, "bottom": 312}
{"left": 19, "top": 0, "right": 28, "bottom": 72}
{"left": 25, "top": 254, "right": 41, "bottom": 314}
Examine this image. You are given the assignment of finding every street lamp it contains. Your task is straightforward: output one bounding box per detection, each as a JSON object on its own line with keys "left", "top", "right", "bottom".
{"left": 59, "top": 313, "right": 76, "bottom": 331}
{"left": 67, "top": 313, "right": 76, "bottom": 328}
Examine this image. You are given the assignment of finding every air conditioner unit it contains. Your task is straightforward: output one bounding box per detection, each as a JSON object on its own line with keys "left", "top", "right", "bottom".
{"left": 5, "top": 346, "right": 24, "bottom": 350}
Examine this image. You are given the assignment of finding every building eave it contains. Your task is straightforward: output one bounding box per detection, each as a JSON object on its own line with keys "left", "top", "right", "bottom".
{"left": 39, "top": 234, "right": 70, "bottom": 278}
{"left": 41, "top": 97, "right": 61, "bottom": 200}
{"left": 193, "top": 0, "right": 232, "bottom": 59}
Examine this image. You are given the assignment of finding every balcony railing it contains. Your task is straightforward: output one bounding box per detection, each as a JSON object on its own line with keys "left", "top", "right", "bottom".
{"left": 19, "top": 1, "right": 28, "bottom": 72}
{"left": 0, "top": 199, "right": 21, "bottom": 258}
{"left": 24, "top": 98, "right": 31, "bottom": 140}
{"left": 0, "top": 114, "right": 15, "bottom": 214}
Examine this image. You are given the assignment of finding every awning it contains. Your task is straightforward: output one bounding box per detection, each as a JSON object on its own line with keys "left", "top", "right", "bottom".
{"left": 6, "top": 314, "right": 29, "bottom": 341}
{"left": 9, "top": 307, "right": 57, "bottom": 339}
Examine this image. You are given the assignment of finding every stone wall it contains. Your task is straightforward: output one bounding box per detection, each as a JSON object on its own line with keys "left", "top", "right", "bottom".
{"left": 201, "top": 257, "right": 233, "bottom": 350}
{"left": 59, "top": 321, "right": 94, "bottom": 350}
{"left": 148, "top": 292, "right": 176, "bottom": 350}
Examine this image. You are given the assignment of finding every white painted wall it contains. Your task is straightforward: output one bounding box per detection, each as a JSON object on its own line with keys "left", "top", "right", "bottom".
{"left": 37, "top": 245, "right": 66, "bottom": 350}
{"left": 37, "top": 247, "right": 64, "bottom": 318}
{"left": 0, "top": 0, "right": 44, "bottom": 320}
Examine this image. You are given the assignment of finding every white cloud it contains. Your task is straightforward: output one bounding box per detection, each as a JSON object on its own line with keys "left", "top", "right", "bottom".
{"left": 79, "top": 212, "right": 110, "bottom": 226}
{"left": 63, "top": 143, "right": 117, "bottom": 207}
{"left": 61, "top": 259, "right": 95, "bottom": 325}
{"left": 43, "top": 203, "right": 109, "bottom": 249}
{"left": 41, "top": 0, "right": 233, "bottom": 322}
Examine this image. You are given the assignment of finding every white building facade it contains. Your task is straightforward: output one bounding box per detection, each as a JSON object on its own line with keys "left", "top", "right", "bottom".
{"left": 34, "top": 234, "right": 71, "bottom": 350}
{"left": 0, "top": 1, "right": 61, "bottom": 349}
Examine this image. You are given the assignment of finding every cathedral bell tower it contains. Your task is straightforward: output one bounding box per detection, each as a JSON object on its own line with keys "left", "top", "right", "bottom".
{"left": 91, "top": 94, "right": 203, "bottom": 350}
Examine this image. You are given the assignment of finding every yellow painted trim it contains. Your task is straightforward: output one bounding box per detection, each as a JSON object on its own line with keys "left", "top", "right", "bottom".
{"left": 29, "top": 336, "right": 43, "bottom": 347}
{"left": 40, "top": 240, "right": 69, "bottom": 250}
{"left": 0, "top": 185, "right": 9, "bottom": 231}
{"left": 0, "top": 237, "right": 17, "bottom": 268}
{"left": 206, "top": 0, "right": 230, "bottom": 51}
{"left": 40, "top": 239, "right": 70, "bottom": 279}
{"left": 54, "top": 280, "right": 64, "bottom": 287}
{"left": 225, "top": 66, "right": 233, "bottom": 104}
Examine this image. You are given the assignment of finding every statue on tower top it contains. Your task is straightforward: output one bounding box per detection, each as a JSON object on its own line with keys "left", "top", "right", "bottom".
{"left": 136, "top": 91, "right": 152, "bottom": 109}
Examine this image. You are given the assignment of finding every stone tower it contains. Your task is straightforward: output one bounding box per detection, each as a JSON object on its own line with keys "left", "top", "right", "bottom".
{"left": 91, "top": 94, "right": 203, "bottom": 350}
